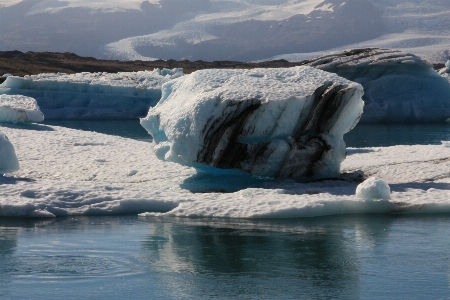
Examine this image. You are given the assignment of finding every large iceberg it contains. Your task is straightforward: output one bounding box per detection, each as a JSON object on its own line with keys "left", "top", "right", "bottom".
{"left": 141, "top": 67, "right": 364, "bottom": 180}
{"left": 302, "top": 48, "right": 450, "bottom": 123}
{"left": 0, "top": 69, "right": 183, "bottom": 119}
{"left": 0, "top": 95, "right": 44, "bottom": 123}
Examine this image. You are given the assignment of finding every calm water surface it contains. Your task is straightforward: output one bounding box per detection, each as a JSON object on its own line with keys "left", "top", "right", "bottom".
{"left": 1, "top": 215, "right": 450, "bottom": 299}
{"left": 43, "top": 120, "right": 450, "bottom": 147}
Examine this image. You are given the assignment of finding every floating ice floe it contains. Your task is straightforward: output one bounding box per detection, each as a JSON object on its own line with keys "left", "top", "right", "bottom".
{"left": 141, "top": 66, "right": 364, "bottom": 180}
{"left": 0, "top": 124, "right": 449, "bottom": 218}
{"left": 0, "top": 131, "right": 19, "bottom": 174}
{"left": 0, "top": 94, "right": 44, "bottom": 123}
{"left": 303, "top": 48, "right": 450, "bottom": 123}
{"left": 0, "top": 69, "right": 183, "bottom": 119}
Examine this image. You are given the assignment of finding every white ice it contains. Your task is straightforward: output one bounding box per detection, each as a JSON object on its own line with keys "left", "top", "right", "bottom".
{"left": 0, "top": 69, "right": 183, "bottom": 119}
{"left": 0, "top": 131, "right": 19, "bottom": 174}
{"left": 0, "top": 95, "right": 44, "bottom": 123}
{"left": 356, "top": 177, "right": 391, "bottom": 201}
{"left": 0, "top": 121, "right": 449, "bottom": 218}
{"left": 438, "top": 60, "right": 450, "bottom": 82}
{"left": 141, "top": 66, "right": 364, "bottom": 179}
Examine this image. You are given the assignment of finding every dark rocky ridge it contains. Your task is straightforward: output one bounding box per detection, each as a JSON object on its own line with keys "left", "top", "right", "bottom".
{"left": 0, "top": 50, "right": 308, "bottom": 79}
{"left": 1, "top": 49, "right": 443, "bottom": 80}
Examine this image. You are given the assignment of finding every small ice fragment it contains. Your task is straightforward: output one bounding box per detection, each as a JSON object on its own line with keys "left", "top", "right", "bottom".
{"left": 0, "top": 95, "right": 44, "bottom": 123}
{"left": 441, "top": 141, "right": 450, "bottom": 147}
{"left": 356, "top": 177, "right": 391, "bottom": 200}
{"left": 0, "top": 131, "right": 20, "bottom": 173}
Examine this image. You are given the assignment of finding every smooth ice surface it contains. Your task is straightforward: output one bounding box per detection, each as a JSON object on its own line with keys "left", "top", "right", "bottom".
{"left": 0, "top": 69, "right": 183, "bottom": 119}
{"left": 0, "top": 121, "right": 449, "bottom": 218}
{"left": 141, "top": 66, "right": 364, "bottom": 180}
{"left": 0, "top": 131, "right": 19, "bottom": 174}
{"left": 356, "top": 177, "right": 391, "bottom": 201}
{"left": 0, "top": 95, "right": 44, "bottom": 123}
{"left": 302, "top": 48, "right": 450, "bottom": 123}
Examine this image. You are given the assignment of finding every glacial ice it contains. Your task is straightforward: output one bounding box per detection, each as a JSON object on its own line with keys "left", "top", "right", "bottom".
{"left": 141, "top": 66, "right": 364, "bottom": 180}
{"left": 356, "top": 177, "right": 391, "bottom": 201}
{"left": 0, "top": 95, "right": 44, "bottom": 123}
{"left": 0, "top": 123, "right": 449, "bottom": 218}
{"left": 303, "top": 48, "right": 450, "bottom": 123}
{"left": 0, "top": 69, "right": 183, "bottom": 119}
{"left": 0, "top": 131, "right": 19, "bottom": 174}
{"left": 438, "top": 60, "right": 450, "bottom": 83}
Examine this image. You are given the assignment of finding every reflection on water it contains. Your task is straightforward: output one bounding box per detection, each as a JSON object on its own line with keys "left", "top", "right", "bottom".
{"left": 0, "top": 215, "right": 449, "bottom": 299}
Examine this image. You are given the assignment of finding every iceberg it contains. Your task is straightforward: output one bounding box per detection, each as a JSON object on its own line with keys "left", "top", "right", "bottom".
{"left": 0, "top": 131, "right": 19, "bottom": 174}
{"left": 0, "top": 95, "right": 44, "bottom": 123}
{"left": 302, "top": 48, "right": 450, "bottom": 123}
{"left": 0, "top": 69, "right": 183, "bottom": 119}
{"left": 141, "top": 66, "right": 364, "bottom": 180}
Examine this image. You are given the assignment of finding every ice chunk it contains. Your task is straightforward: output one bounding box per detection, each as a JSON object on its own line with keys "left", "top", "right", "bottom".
{"left": 0, "top": 69, "right": 183, "bottom": 119}
{"left": 356, "top": 177, "right": 391, "bottom": 201}
{"left": 0, "top": 131, "right": 19, "bottom": 173}
{"left": 141, "top": 66, "right": 364, "bottom": 180}
{"left": 0, "top": 95, "right": 44, "bottom": 123}
{"left": 303, "top": 48, "right": 450, "bottom": 123}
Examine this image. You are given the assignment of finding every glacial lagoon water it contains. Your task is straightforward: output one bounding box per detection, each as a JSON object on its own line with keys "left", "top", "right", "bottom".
{"left": 43, "top": 120, "right": 450, "bottom": 147}
{"left": 1, "top": 215, "right": 450, "bottom": 299}
{"left": 1, "top": 120, "right": 449, "bottom": 299}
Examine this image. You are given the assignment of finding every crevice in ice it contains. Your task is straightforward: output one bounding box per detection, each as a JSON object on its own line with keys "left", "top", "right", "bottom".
{"left": 198, "top": 99, "right": 262, "bottom": 167}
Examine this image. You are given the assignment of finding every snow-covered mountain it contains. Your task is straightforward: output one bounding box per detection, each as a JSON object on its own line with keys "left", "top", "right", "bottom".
{"left": 1, "top": 0, "right": 450, "bottom": 63}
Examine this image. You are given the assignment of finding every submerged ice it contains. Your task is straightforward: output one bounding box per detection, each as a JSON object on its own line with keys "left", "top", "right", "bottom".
{"left": 302, "top": 48, "right": 450, "bottom": 123}
{"left": 141, "top": 66, "right": 364, "bottom": 180}
{"left": 0, "top": 69, "right": 183, "bottom": 119}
